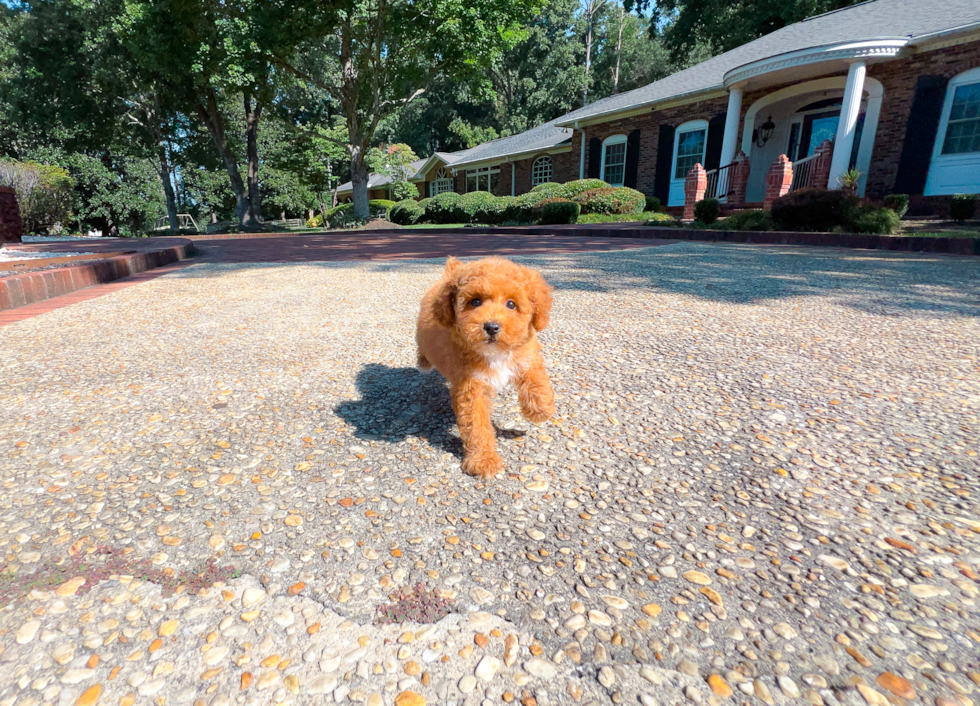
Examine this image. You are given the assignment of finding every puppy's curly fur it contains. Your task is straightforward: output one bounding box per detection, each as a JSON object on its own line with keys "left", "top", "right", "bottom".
{"left": 416, "top": 257, "right": 555, "bottom": 478}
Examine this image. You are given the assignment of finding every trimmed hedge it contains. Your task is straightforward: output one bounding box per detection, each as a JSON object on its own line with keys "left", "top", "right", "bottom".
{"left": 390, "top": 199, "right": 424, "bottom": 225}
{"left": 849, "top": 205, "right": 901, "bottom": 234}
{"left": 722, "top": 210, "right": 774, "bottom": 231}
{"left": 459, "top": 191, "right": 512, "bottom": 224}
{"left": 645, "top": 196, "right": 661, "bottom": 212}
{"left": 530, "top": 182, "right": 563, "bottom": 194}
{"left": 573, "top": 186, "right": 645, "bottom": 215}
{"left": 694, "top": 198, "right": 720, "bottom": 225}
{"left": 883, "top": 194, "right": 909, "bottom": 219}
{"left": 951, "top": 194, "right": 978, "bottom": 222}
{"left": 771, "top": 188, "right": 859, "bottom": 232}
{"left": 424, "top": 192, "right": 466, "bottom": 223}
{"left": 559, "top": 178, "right": 610, "bottom": 199}
{"left": 540, "top": 200, "right": 580, "bottom": 225}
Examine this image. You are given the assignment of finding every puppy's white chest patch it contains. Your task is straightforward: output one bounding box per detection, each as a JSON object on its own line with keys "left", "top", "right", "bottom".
{"left": 477, "top": 352, "right": 518, "bottom": 394}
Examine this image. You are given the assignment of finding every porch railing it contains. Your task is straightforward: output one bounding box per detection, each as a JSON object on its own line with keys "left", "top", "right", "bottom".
{"left": 789, "top": 152, "right": 820, "bottom": 192}
{"left": 704, "top": 162, "right": 736, "bottom": 201}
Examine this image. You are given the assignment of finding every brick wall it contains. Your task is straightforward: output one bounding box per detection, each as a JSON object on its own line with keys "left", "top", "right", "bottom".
{"left": 568, "top": 96, "right": 729, "bottom": 196}
{"left": 865, "top": 41, "right": 980, "bottom": 202}
{"left": 0, "top": 187, "right": 23, "bottom": 244}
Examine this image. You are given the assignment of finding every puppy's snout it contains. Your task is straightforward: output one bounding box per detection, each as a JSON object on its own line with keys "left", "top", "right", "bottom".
{"left": 483, "top": 321, "right": 501, "bottom": 338}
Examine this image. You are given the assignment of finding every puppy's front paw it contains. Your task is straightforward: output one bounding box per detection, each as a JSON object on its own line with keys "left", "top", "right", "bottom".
{"left": 521, "top": 400, "right": 555, "bottom": 424}
{"left": 463, "top": 452, "right": 504, "bottom": 479}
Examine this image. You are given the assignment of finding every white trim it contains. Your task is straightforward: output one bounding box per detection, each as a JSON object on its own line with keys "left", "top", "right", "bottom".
{"left": 668, "top": 120, "right": 708, "bottom": 207}
{"left": 828, "top": 61, "right": 867, "bottom": 190}
{"left": 600, "top": 134, "right": 628, "bottom": 187}
{"left": 449, "top": 144, "right": 573, "bottom": 171}
{"left": 723, "top": 39, "right": 907, "bottom": 88}
{"left": 925, "top": 67, "right": 980, "bottom": 196}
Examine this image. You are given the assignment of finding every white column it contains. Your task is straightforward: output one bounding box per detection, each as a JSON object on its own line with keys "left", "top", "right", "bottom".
{"left": 576, "top": 122, "right": 586, "bottom": 179}
{"left": 828, "top": 61, "right": 866, "bottom": 189}
{"left": 717, "top": 87, "right": 743, "bottom": 201}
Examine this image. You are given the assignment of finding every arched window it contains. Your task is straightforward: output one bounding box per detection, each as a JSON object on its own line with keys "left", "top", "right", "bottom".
{"left": 531, "top": 156, "right": 553, "bottom": 185}
{"left": 926, "top": 67, "right": 980, "bottom": 196}
{"left": 431, "top": 167, "right": 454, "bottom": 195}
{"left": 600, "top": 135, "right": 628, "bottom": 186}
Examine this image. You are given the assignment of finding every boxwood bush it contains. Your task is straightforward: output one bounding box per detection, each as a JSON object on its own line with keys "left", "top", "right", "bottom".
{"left": 530, "top": 182, "right": 563, "bottom": 194}
{"left": 459, "top": 191, "right": 511, "bottom": 224}
{"left": 849, "top": 205, "right": 901, "bottom": 234}
{"left": 573, "top": 186, "right": 645, "bottom": 215}
{"left": 390, "top": 199, "right": 424, "bottom": 225}
{"left": 559, "top": 178, "right": 610, "bottom": 199}
{"left": 951, "top": 194, "right": 978, "bottom": 222}
{"left": 722, "top": 210, "right": 774, "bottom": 231}
{"left": 539, "top": 200, "right": 581, "bottom": 225}
{"left": 771, "top": 188, "right": 859, "bottom": 232}
{"left": 694, "top": 197, "right": 721, "bottom": 225}
{"left": 424, "top": 192, "right": 466, "bottom": 223}
{"left": 645, "top": 196, "right": 662, "bottom": 212}
{"left": 883, "top": 194, "right": 909, "bottom": 219}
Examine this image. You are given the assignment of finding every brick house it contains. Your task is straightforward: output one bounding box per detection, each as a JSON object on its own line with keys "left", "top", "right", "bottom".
{"left": 338, "top": 0, "right": 980, "bottom": 214}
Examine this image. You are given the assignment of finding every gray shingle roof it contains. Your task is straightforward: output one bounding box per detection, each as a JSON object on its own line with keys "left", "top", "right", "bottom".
{"left": 555, "top": 0, "right": 980, "bottom": 125}
{"left": 446, "top": 118, "right": 572, "bottom": 168}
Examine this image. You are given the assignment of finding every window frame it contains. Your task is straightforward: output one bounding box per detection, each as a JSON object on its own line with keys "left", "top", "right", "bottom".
{"left": 926, "top": 67, "right": 980, "bottom": 196}
{"left": 671, "top": 120, "right": 709, "bottom": 182}
{"left": 600, "top": 135, "right": 628, "bottom": 187}
{"left": 531, "top": 156, "right": 554, "bottom": 186}
{"left": 465, "top": 166, "right": 500, "bottom": 193}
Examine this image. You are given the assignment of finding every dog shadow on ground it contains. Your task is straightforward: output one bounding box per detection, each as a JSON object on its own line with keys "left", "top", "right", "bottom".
{"left": 335, "top": 364, "right": 527, "bottom": 458}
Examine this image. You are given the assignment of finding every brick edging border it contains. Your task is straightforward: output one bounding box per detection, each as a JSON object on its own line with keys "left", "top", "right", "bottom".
{"left": 186, "top": 227, "right": 979, "bottom": 255}
{"left": 0, "top": 242, "right": 196, "bottom": 312}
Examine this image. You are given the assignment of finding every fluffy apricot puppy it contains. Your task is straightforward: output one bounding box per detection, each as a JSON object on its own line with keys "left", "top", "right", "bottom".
{"left": 416, "top": 257, "right": 555, "bottom": 478}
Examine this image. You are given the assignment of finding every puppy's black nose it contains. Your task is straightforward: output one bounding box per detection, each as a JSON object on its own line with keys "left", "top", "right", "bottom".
{"left": 483, "top": 321, "right": 501, "bottom": 337}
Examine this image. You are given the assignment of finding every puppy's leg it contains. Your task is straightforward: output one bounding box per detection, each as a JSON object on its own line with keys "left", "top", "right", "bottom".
{"left": 452, "top": 379, "right": 503, "bottom": 478}
{"left": 417, "top": 350, "right": 433, "bottom": 372}
{"left": 516, "top": 357, "right": 555, "bottom": 424}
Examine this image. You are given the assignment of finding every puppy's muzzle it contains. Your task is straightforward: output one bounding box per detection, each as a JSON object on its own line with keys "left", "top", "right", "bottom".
{"left": 483, "top": 321, "right": 501, "bottom": 342}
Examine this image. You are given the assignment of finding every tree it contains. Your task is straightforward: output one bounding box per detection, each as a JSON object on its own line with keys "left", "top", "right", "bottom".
{"left": 367, "top": 143, "right": 419, "bottom": 201}
{"left": 627, "top": 0, "right": 863, "bottom": 60}
{"left": 277, "top": 0, "right": 541, "bottom": 219}
{"left": 580, "top": 0, "right": 607, "bottom": 106}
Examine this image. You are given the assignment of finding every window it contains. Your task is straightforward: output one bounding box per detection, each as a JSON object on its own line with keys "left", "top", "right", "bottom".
{"left": 673, "top": 125, "right": 707, "bottom": 179}
{"left": 465, "top": 166, "right": 500, "bottom": 193}
{"left": 430, "top": 168, "right": 453, "bottom": 195}
{"left": 941, "top": 82, "right": 980, "bottom": 155}
{"left": 531, "top": 156, "right": 553, "bottom": 185}
{"left": 600, "top": 136, "right": 627, "bottom": 186}
{"left": 925, "top": 68, "right": 980, "bottom": 196}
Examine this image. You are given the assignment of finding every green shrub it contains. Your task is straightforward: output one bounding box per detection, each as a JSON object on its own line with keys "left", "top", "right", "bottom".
{"left": 457, "top": 191, "right": 511, "bottom": 224}
{"left": 559, "top": 178, "right": 610, "bottom": 199}
{"left": 540, "top": 200, "right": 581, "bottom": 225}
{"left": 883, "top": 194, "right": 909, "bottom": 219}
{"left": 645, "top": 196, "right": 662, "bottom": 212}
{"left": 573, "top": 186, "right": 646, "bottom": 215}
{"left": 528, "top": 197, "right": 570, "bottom": 222}
{"left": 575, "top": 211, "right": 676, "bottom": 225}
{"left": 369, "top": 199, "right": 396, "bottom": 214}
{"left": 848, "top": 205, "right": 900, "bottom": 234}
{"left": 950, "top": 194, "right": 978, "bottom": 222}
{"left": 0, "top": 159, "right": 75, "bottom": 233}
{"left": 771, "top": 188, "right": 859, "bottom": 232}
{"left": 306, "top": 214, "right": 322, "bottom": 228}
{"left": 530, "top": 181, "right": 563, "bottom": 193}
{"left": 694, "top": 197, "right": 721, "bottom": 225}
{"left": 722, "top": 210, "right": 774, "bottom": 231}
{"left": 424, "top": 192, "right": 466, "bottom": 224}
{"left": 325, "top": 202, "right": 353, "bottom": 227}
{"left": 503, "top": 191, "right": 550, "bottom": 223}
{"left": 390, "top": 199, "right": 424, "bottom": 225}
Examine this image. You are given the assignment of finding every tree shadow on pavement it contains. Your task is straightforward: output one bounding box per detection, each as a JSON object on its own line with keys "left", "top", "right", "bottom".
{"left": 334, "top": 364, "right": 461, "bottom": 455}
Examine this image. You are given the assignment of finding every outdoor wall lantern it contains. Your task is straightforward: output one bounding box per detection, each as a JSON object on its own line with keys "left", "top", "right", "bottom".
{"left": 754, "top": 115, "right": 776, "bottom": 148}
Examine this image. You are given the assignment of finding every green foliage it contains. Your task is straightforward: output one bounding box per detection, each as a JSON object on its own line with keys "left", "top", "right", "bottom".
{"left": 576, "top": 211, "right": 677, "bottom": 224}
{"left": 539, "top": 199, "right": 580, "bottom": 224}
{"left": 449, "top": 118, "right": 500, "bottom": 149}
{"left": 694, "top": 197, "right": 720, "bottom": 225}
{"left": 530, "top": 182, "right": 563, "bottom": 193}
{"left": 848, "top": 205, "right": 900, "bottom": 235}
{"left": 559, "top": 179, "right": 610, "bottom": 198}
{"left": 390, "top": 199, "right": 425, "bottom": 225}
{"left": 424, "top": 192, "right": 467, "bottom": 224}
{"left": 771, "top": 188, "right": 859, "bottom": 232}
{"left": 645, "top": 196, "right": 662, "bottom": 212}
{"left": 367, "top": 144, "right": 420, "bottom": 203}
{"left": 883, "top": 194, "right": 909, "bottom": 219}
{"left": 950, "top": 194, "right": 978, "bottom": 222}
{"left": 370, "top": 199, "right": 397, "bottom": 212}
{"left": 836, "top": 168, "right": 862, "bottom": 194}
{"left": 573, "top": 186, "right": 645, "bottom": 215}
{"left": 0, "top": 160, "right": 74, "bottom": 233}
{"left": 722, "top": 209, "right": 774, "bottom": 231}
{"left": 457, "top": 192, "right": 512, "bottom": 224}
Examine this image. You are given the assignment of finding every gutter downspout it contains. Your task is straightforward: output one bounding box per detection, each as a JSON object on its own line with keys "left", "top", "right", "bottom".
{"left": 575, "top": 122, "right": 586, "bottom": 179}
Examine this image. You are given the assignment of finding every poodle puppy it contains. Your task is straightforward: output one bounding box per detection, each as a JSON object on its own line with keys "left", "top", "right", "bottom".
{"left": 416, "top": 257, "right": 555, "bottom": 478}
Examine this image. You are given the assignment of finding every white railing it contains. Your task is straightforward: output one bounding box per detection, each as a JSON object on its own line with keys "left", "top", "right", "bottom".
{"left": 704, "top": 162, "right": 735, "bottom": 201}
{"left": 790, "top": 152, "right": 821, "bottom": 192}
{"left": 153, "top": 214, "right": 201, "bottom": 232}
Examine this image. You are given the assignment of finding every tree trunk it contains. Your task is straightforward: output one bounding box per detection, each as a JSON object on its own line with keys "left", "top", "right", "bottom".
{"left": 612, "top": 5, "right": 624, "bottom": 95}
{"left": 196, "top": 88, "right": 252, "bottom": 228}
{"left": 350, "top": 145, "right": 370, "bottom": 220}
{"left": 244, "top": 94, "right": 263, "bottom": 224}
{"left": 157, "top": 144, "right": 179, "bottom": 231}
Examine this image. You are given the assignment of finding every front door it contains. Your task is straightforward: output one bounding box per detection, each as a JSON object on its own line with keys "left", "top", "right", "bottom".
{"left": 798, "top": 111, "right": 839, "bottom": 157}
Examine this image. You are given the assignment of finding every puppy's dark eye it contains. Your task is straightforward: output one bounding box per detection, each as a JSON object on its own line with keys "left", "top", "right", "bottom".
{"left": 506, "top": 300, "right": 517, "bottom": 310}
{"left": 470, "top": 298, "right": 482, "bottom": 307}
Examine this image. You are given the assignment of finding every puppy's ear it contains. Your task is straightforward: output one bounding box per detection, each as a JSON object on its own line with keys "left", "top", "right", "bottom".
{"left": 525, "top": 268, "right": 553, "bottom": 332}
{"left": 430, "top": 258, "right": 462, "bottom": 327}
